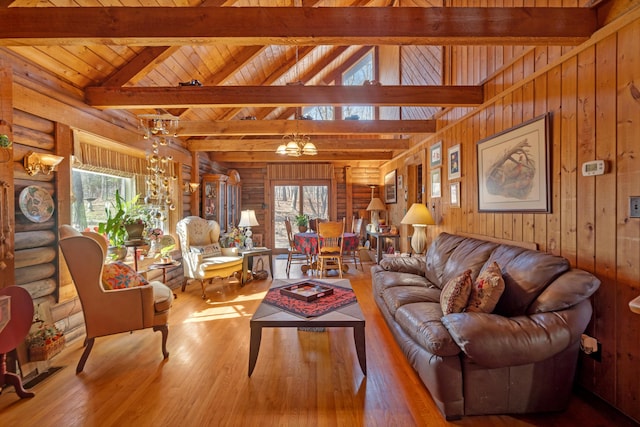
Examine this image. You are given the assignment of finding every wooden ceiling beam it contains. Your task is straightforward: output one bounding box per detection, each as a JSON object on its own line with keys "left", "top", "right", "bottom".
{"left": 178, "top": 119, "right": 435, "bottom": 136}
{"left": 86, "top": 85, "right": 483, "bottom": 109}
{"left": 210, "top": 151, "right": 395, "bottom": 163}
{"left": 0, "top": 7, "right": 597, "bottom": 46}
{"left": 187, "top": 137, "right": 411, "bottom": 152}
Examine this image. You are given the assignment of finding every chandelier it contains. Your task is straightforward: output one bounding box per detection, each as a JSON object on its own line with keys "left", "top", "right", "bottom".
{"left": 139, "top": 114, "right": 179, "bottom": 214}
{"left": 138, "top": 113, "right": 179, "bottom": 139}
{"left": 276, "top": 131, "right": 317, "bottom": 157}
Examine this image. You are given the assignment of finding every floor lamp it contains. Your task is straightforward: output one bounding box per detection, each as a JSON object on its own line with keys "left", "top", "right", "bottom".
{"left": 401, "top": 203, "right": 435, "bottom": 255}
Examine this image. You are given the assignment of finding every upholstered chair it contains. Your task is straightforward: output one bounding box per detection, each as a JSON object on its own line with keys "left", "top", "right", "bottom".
{"left": 176, "top": 216, "right": 243, "bottom": 298}
{"left": 58, "top": 225, "right": 173, "bottom": 373}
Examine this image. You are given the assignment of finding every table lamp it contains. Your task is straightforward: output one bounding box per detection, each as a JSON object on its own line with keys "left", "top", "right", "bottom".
{"left": 238, "top": 210, "right": 259, "bottom": 250}
{"left": 401, "top": 203, "right": 435, "bottom": 255}
{"left": 366, "top": 197, "right": 386, "bottom": 231}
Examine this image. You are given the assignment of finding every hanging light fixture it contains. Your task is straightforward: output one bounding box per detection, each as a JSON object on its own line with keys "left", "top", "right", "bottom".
{"left": 275, "top": 13, "right": 317, "bottom": 158}
{"left": 139, "top": 113, "right": 179, "bottom": 216}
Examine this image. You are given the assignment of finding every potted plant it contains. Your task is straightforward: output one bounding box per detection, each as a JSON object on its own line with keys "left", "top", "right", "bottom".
{"left": 295, "top": 214, "right": 309, "bottom": 233}
{"left": 98, "top": 190, "right": 151, "bottom": 259}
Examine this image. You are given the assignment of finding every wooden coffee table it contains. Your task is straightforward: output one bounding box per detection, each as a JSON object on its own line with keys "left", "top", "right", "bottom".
{"left": 248, "top": 278, "right": 366, "bottom": 377}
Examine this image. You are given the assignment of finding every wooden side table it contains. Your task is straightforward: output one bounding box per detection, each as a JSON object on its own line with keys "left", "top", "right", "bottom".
{"left": 148, "top": 261, "right": 181, "bottom": 298}
{"left": 366, "top": 231, "right": 401, "bottom": 263}
{"left": 240, "top": 247, "right": 273, "bottom": 286}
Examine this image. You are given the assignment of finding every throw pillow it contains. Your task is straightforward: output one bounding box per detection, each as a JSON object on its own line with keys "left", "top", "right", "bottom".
{"left": 440, "top": 269, "right": 473, "bottom": 315}
{"left": 466, "top": 261, "right": 505, "bottom": 313}
{"left": 190, "top": 243, "right": 222, "bottom": 257}
{"left": 102, "top": 261, "right": 149, "bottom": 290}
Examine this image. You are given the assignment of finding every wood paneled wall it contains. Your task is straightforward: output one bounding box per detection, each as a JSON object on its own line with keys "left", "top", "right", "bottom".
{"left": 382, "top": 4, "right": 640, "bottom": 422}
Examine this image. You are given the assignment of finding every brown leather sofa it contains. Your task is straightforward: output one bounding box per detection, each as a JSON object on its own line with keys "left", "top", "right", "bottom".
{"left": 371, "top": 232, "right": 600, "bottom": 420}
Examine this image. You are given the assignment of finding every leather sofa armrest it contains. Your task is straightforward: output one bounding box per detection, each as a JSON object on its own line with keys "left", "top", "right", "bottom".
{"left": 442, "top": 307, "right": 588, "bottom": 368}
{"left": 378, "top": 256, "right": 426, "bottom": 276}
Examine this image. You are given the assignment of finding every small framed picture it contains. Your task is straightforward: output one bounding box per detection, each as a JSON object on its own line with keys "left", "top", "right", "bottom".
{"left": 430, "top": 168, "right": 441, "bottom": 198}
{"left": 430, "top": 141, "right": 442, "bottom": 168}
{"left": 450, "top": 182, "right": 460, "bottom": 208}
{"left": 384, "top": 169, "right": 397, "bottom": 204}
{"left": 448, "top": 144, "right": 461, "bottom": 180}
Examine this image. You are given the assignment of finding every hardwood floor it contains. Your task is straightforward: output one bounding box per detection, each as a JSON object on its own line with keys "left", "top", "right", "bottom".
{"left": 0, "top": 258, "right": 635, "bottom": 426}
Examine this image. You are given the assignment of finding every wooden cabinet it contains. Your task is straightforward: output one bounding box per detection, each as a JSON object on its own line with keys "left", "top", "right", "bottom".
{"left": 202, "top": 170, "right": 241, "bottom": 233}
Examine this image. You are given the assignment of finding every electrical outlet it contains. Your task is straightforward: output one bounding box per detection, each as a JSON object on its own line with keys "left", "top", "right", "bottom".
{"left": 581, "top": 334, "right": 602, "bottom": 362}
{"left": 631, "top": 197, "right": 640, "bottom": 218}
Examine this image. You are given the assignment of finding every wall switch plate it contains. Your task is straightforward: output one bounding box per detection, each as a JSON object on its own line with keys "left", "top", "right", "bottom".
{"left": 630, "top": 197, "right": 640, "bottom": 218}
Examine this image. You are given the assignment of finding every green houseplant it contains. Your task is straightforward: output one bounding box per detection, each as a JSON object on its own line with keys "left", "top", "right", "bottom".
{"left": 98, "top": 190, "right": 151, "bottom": 258}
{"left": 295, "top": 214, "right": 309, "bottom": 233}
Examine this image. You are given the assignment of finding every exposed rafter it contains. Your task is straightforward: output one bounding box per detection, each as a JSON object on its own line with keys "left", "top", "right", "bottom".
{"left": 177, "top": 120, "right": 435, "bottom": 137}
{"left": 0, "top": 7, "right": 597, "bottom": 46}
{"left": 86, "top": 85, "right": 483, "bottom": 109}
{"left": 187, "top": 138, "right": 411, "bottom": 152}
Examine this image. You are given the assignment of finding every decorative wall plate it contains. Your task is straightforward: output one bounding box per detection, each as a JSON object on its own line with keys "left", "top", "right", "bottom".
{"left": 19, "top": 185, "right": 54, "bottom": 223}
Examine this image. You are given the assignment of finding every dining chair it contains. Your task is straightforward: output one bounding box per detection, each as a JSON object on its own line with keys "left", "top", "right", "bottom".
{"left": 316, "top": 218, "right": 346, "bottom": 278}
{"left": 346, "top": 216, "right": 364, "bottom": 270}
{"left": 284, "top": 217, "right": 311, "bottom": 277}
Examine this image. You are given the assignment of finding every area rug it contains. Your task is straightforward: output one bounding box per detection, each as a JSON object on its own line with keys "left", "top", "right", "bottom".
{"left": 263, "top": 282, "right": 357, "bottom": 318}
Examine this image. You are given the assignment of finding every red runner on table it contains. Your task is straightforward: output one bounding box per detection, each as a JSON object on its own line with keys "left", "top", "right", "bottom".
{"left": 263, "top": 282, "right": 357, "bottom": 318}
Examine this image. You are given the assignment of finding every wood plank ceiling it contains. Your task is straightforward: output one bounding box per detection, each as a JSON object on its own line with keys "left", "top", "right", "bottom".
{"left": 0, "top": 1, "right": 599, "bottom": 163}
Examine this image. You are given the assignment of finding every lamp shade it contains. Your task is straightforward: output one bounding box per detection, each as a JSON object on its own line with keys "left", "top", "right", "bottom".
{"left": 366, "top": 197, "right": 386, "bottom": 212}
{"left": 401, "top": 203, "right": 435, "bottom": 226}
{"left": 238, "top": 210, "right": 259, "bottom": 227}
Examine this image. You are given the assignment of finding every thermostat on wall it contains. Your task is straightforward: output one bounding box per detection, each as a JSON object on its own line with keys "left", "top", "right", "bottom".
{"left": 581, "top": 160, "right": 607, "bottom": 176}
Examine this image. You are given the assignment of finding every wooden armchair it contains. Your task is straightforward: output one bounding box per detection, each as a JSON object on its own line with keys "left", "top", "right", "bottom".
{"left": 59, "top": 225, "right": 173, "bottom": 373}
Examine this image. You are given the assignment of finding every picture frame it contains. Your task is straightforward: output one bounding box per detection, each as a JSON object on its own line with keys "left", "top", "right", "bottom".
{"left": 430, "top": 168, "right": 441, "bottom": 199}
{"left": 429, "top": 141, "right": 442, "bottom": 168}
{"left": 448, "top": 144, "right": 461, "bottom": 180}
{"left": 450, "top": 182, "right": 460, "bottom": 208}
{"left": 477, "top": 114, "right": 551, "bottom": 213}
{"left": 384, "top": 169, "right": 397, "bottom": 204}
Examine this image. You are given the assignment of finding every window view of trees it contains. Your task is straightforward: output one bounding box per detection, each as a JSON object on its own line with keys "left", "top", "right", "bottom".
{"left": 342, "top": 51, "right": 374, "bottom": 120}
{"left": 273, "top": 184, "right": 329, "bottom": 248}
{"left": 71, "top": 169, "right": 132, "bottom": 231}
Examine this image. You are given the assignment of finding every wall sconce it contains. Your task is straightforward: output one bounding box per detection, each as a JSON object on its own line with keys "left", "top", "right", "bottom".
{"left": 23, "top": 151, "right": 64, "bottom": 176}
{"left": 184, "top": 182, "right": 200, "bottom": 194}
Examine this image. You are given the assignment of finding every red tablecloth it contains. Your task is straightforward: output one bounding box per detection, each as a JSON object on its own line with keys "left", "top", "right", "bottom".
{"left": 294, "top": 232, "right": 359, "bottom": 255}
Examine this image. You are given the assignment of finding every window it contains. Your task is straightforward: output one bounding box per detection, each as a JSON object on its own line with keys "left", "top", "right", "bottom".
{"left": 303, "top": 106, "right": 334, "bottom": 120}
{"left": 71, "top": 169, "right": 134, "bottom": 232}
{"left": 342, "top": 51, "right": 374, "bottom": 120}
{"left": 273, "top": 182, "right": 329, "bottom": 249}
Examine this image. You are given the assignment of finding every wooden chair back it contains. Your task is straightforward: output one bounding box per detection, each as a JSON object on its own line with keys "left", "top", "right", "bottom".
{"left": 318, "top": 219, "right": 345, "bottom": 255}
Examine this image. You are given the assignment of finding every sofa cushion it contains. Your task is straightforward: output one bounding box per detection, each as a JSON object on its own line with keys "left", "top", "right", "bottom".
{"left": 382, "top": 285, "right": 442, "bottom": 316}
{"left": 424, "top": 233, "right": 467, "bottom": 288}
{"left": 395, "top": 302, "right": 461, "bottom": 357}
{"left": 101, "top": 261, "right": 149, "bottom": 290}
{"left": 466, "top": 262, "right": 505, "bottom": 313}
{"left": 440, "top": 239, "right": 498, "bottom": 287}
{"left": 527, "top": 269, "right": 601, "bottom": 314}
{"left": 372, "top": 266, "right": 432, "bottom": 297}
{"left": 440, "top": 269, "right": 473, "bottom": 315}
{"left": 488, "top": 247, "right": 570, "bottom": 317}
{"left": 379, "top": 256, "right": 426, "bottom": 276}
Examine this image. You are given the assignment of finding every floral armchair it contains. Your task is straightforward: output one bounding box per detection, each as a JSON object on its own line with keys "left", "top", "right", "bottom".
{"left": 176, "top": 216, "right": 243, "bottom": 299}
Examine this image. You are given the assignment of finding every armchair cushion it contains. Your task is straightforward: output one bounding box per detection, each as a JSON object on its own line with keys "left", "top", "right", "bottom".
{"left": 102, "top": 262, "right": 149, "bottom": 290}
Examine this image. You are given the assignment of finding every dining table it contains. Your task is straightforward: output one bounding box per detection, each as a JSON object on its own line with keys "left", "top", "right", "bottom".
{"left": 293, "top": 232, "right": 359, "bottom": 274}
